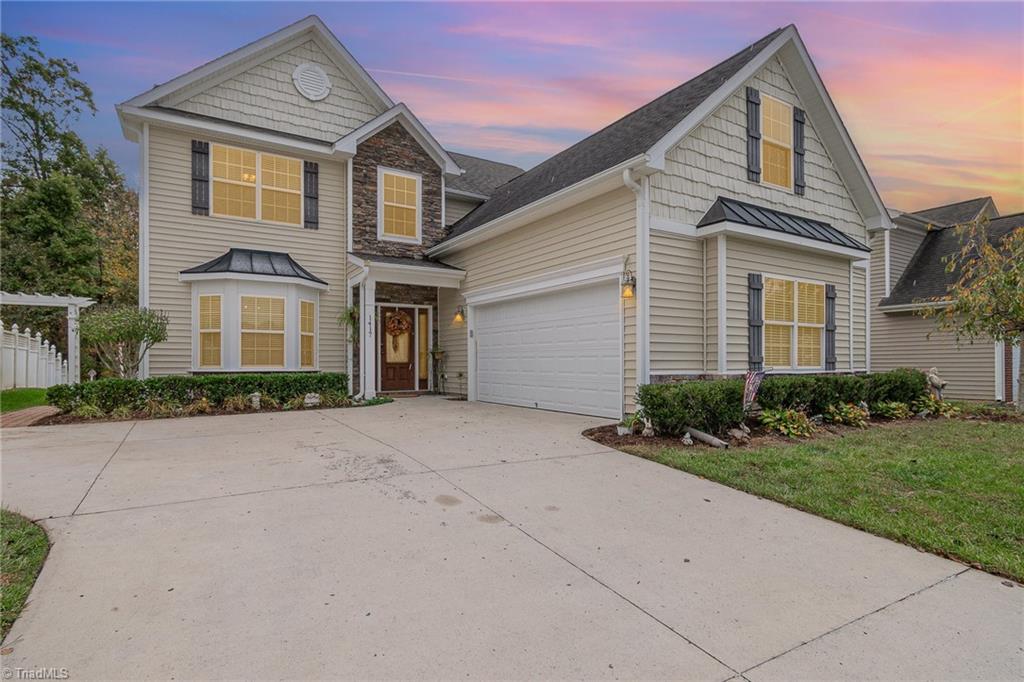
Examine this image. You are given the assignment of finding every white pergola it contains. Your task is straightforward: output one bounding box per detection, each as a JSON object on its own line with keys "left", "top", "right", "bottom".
{"left": 0, "top": 292, "right": 96, "bottom": 384}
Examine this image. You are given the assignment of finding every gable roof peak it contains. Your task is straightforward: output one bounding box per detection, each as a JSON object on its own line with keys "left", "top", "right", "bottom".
{"left": 119, "top": 14, "right": 393, "bottom": 112}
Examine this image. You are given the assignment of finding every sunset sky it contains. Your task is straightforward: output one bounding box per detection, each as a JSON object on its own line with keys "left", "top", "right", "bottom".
{"left": 3, "top": 1, "right": 1022, "bottom": 214}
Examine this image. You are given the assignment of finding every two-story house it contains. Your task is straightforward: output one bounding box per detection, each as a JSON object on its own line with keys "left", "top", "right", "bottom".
{"left": 119, "top": 16, "right": 891, "bottom": 419}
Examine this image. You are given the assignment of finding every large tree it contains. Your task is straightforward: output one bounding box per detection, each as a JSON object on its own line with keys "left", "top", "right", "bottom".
{"left": 1, "top": 33, "right": 95, "bottom": 182}
{"left": 925, "top": 218, "right": 1024, "bottom": 410}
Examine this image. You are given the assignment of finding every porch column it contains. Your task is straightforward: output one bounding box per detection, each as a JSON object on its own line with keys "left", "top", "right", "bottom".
{"left": 362, "top": 277, "right": 377, "bottom": 398}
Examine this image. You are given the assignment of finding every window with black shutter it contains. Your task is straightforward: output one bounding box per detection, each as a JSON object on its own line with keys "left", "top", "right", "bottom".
{"left": 191, "top": 140, "right": 210, "bottom": 215}
{"left": 304, "top": 161, "right": 319, "bottom": 230}
{"left": 793, "top": 107, "right": 806, "bottom": 195}
{"left": 746, "top": 87, "right": 761, "bottom": 183}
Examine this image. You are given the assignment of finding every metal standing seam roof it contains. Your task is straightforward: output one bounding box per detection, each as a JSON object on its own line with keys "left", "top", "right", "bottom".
{"left": 697, "top": 196, "right": 870, "bottom": 252}
{"left": 180, "top": 248, "right": 328, "bottom": 285}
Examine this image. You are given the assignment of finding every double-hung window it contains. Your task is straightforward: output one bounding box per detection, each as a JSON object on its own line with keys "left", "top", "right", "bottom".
{"left": 211, "top": 143, "right": 302, "bottom": 225}
{"left": 300, "top": 300, "right": 316, "bottom": 368}
{"left": 763, "top": 276, "right": 824, "bottom": 369}
{"left": 240, "top": 296, "right": 285, "bottom": 368}
{"left": 378, "top": 168, "right": 421, "bottom": 242}
{"left": 198, "top": 295, "right": 222, "bottom": 368}
{"left": 761, "top": 95, "right": 793, "bottom": 190}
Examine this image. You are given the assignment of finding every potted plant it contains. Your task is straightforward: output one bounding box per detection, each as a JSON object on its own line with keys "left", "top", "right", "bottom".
{"left": 340, "top": 306, "right": 359, "bottom": 343}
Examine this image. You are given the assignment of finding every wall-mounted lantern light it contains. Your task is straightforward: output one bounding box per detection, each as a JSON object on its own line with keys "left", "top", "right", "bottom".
{"left": 621, "top": 271, "right": 636, "bottom": 299}
{"left": 453, "top": 306, "right": 466, "bottom": 323}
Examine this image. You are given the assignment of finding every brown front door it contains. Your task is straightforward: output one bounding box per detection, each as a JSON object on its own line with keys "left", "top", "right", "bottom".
{"left": 379, "top": 307, "right": 416, "bottom": 392}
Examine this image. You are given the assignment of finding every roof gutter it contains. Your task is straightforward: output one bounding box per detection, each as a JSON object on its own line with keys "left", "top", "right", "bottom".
{"left": 878, "top": 300, "right": 953, "bottom": 313}
{"left": 427, "top": 155, "right": 650, "bottom": 256}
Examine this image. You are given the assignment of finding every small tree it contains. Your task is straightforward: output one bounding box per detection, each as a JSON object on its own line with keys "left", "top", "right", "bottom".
{"left": 923, "top": 218, "right": 1024, "bottom": 410}
{"left": 80, "top": 307, "right": 168, "bottom": 379}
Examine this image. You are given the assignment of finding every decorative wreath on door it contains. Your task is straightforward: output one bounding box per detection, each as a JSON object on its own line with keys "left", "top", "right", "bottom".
{"left": 385, "top": 311, "right": 412, "bottom": 351}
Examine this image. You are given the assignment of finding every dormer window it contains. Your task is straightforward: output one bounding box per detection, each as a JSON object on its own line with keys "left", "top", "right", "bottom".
{"left": 378, "top": 167, "right": 421, "bottom": 243}
{"left": 761, "top": 95, "right": 793, "bottom": 190}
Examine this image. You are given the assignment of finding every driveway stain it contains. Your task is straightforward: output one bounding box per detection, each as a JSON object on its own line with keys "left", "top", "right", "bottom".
{"left": 477, "top": 514, "right": 503, "bottom": 524}
{"left": 435, "top": 494, "right": 462, "bottom": 506}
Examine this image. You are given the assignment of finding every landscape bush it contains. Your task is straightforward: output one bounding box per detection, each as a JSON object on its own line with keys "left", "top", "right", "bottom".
{"left": 825, "top": 402, "right": 869, "bottom": 428}
{"left": 636, "top": 369, "right": 930, "bottom": 436}
{"left": 635, "top": 379, "right": 745, "bottom": 436}
{"left": 871, "top": 400, "right": 912, "bottom": 420}
{"left": 865, "top": 368, "right": 928, "bottom": 406}
{"left": 47, "top": 372, "right": 349, "bottom": 413}
{"left": 760, "top": 408, "right": 815, "bottom": 438}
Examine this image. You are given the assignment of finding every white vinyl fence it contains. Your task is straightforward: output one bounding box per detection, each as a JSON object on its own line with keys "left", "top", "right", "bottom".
{"left": 1, "top": 320, "right": 69, "bottom": 389}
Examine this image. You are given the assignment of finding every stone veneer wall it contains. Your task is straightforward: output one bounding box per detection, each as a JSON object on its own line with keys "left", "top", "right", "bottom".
{"left": 351, "top": 122, "right": 443, "bottom": 257}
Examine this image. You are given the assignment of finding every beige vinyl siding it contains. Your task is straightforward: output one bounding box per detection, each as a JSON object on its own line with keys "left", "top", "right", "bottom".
{"left": 437, "top": 288, "right": 469, "bottom": 396}
{"left": 439, "top": 189, "right": 637, "bottom": 409}
{"left": 651, "top": 57, "right": 867, "bottom": 246}
{"left": 171, "top": 39, "right": 382, "bottom": 142}
{"left": 147, "top": 125, "right": 347, "bottom": 375}
{"left": 445, "top": 197, "right": 480, "bottom": 226}
{"left": 724, "top": 237, "right": 862, "bottom": 372}
{"left": 649, "top": 233, "right": 704, "bottom": 373}
{"left": 869, "top": 229, "right": 995, "bottom": 400}
{"left": 872, "top": 312, "right": 995, "bottom": 401}
{"left": 852, "top": 265, "right": 867, "bottom": 369}
{"left": 704, "top": 236, "right": 720, "bottom": 370}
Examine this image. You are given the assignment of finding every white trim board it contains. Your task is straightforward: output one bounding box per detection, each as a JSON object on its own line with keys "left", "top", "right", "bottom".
{"left": 179, "top": 272, "right": 329, "bottom": 291}
{"left": 335, "top": 104, "right": 463, "bottom": 176}
{"left": 462, "top": 256, "right": 625, "bottom": 306}
{"left": 347, "top": 254, "right": 465, "bottom": 289}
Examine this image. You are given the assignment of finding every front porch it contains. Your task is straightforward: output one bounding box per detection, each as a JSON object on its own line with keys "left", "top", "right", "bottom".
{"left": 348, "top": 253, "right": 465, "bottom": 398}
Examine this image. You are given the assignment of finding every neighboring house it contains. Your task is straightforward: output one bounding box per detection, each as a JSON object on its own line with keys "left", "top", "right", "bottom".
{"left": 871, "top": 197, "right": 1022, "bottom": 402}
{"left": 119, "top": 16, "right": 890, "bottom": 419}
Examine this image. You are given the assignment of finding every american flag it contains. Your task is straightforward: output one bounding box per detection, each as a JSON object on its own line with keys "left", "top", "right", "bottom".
{"left": 743, "top": 370, "right": 766, "bottom": 412}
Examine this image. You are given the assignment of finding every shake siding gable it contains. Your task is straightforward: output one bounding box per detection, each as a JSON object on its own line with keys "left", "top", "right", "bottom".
{"left": 438, "top": 189, "right": 637, "bottom": 410}
{"left": 651, "top": 57, "right": 867, "bottom": 244}
{"left": 172, "top": 39, "right": 382, "bottom": 142}
{"left": 147, "top": 126, "right": 347, "bottom": 375}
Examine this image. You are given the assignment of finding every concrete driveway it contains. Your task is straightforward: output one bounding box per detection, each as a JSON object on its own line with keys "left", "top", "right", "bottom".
{"left": 2, "top": 397, "right": 1020, "bottom": 680}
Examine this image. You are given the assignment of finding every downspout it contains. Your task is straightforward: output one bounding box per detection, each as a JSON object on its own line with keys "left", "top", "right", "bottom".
{"left": 346, "top": 156, "right": 354, "bottom": 394}
{"left": 623, "top": 169, "right": 649, "bottom": 388}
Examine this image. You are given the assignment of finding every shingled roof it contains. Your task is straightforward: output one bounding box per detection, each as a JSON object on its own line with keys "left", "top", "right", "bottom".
{"left": 443, "top": 26, "right": 785, "bottom": 241}
{"left": 446, "top": 152, "right": 523, "bottom": 199}
{"left": 907, "top": 196, "right": 994, "bottom": 228}
{"left": 882, "top": 212, "right": 1024, "bottom": 307}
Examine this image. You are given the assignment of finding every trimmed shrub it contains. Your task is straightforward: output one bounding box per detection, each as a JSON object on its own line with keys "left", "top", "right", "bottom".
{"left": 865, "top": 368, "right": 928, "bottom": 405}
{"left": 46, "top": 372, "right": 349, "bottom": 413}
{"left": 758, "top": 374, "right": 866, "bottom": 415}
{"left": 636, "top": 380, "right": 745, "bottom": 436}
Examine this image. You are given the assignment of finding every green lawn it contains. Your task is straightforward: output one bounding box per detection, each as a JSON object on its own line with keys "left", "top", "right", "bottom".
{"left": 1, "top": 509, "right": 50, "bottom": 638}
{"left": 622, "top": 420, "right": 1024, "bottom": 582}
{"left": 0, "top": 388, "right": 48, "bottom": 414}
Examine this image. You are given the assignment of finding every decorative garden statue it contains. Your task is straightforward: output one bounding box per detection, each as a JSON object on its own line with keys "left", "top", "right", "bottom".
{"left": 926, "top": 367, "right": 947, "bottom": 400}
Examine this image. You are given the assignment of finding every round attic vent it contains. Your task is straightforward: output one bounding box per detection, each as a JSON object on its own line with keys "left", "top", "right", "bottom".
{"left": 292, "top": 63, "right": 331, "bottom": 101}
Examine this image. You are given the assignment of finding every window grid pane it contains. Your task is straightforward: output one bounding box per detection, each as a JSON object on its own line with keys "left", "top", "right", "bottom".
{"left": 241, "top": 332, "right": 284, "bottom": 367}
{"left": 261, "top": 188, "right": 301, "bottom": 225}
{"left": 762, "top": 97, "right": 792, "bottom": 145}
{"left": 241, "top": 297, "right": 284, "bottom": 332}
{"left": 212, "top": 145, "right": 257, "bottom": 184}
{"left": 763, "top": 141, "right": 791, "bottom": 189}
{"left": 212, "top": 182, "right": 256, "bottom": 219}
{"left": 199, "top": 295, "right": 221, "bottom": 331}
{"left": 300, "top": 335, "right": 314, "bottom": 368}
{"left": 199, "top": 332, "right": 221, "bottom": 368}
{"left": 797, "top": 326, "right": 822, "bottom": 367}
{"left": 300, "top": 301, "right": 315, "bottom": 334}
{"left": 261, "top": 154, "right": 301, "bottom": 192}
{"left": 764, "top": 278, "right": 794, "bottom": 322}
{"left": 764, "top": 324, "right": 792, "bottom": 367}
{"left": 300, "top": 300, "right": 315, "bottom": 368}
{"left": 798, "top": 283, "right": 825, "bottom": 324}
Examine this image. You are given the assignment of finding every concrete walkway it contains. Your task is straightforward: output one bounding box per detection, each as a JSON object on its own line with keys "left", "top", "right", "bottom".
{"left": 1, "top": 398, "right": 1020, "bottom": 680}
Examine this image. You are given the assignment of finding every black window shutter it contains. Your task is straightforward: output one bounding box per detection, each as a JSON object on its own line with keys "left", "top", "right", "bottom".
{"left": 793, "top": 107, "right": 806, "bottom": 196}
{"left": 746, "top": 87, "right": 761, "bottom": 183}
{"left": 191, "top": 140, "right": 209, "bottom": 215}
{"left": 748, "top": 273, "right": 764, "bottom": 371}
{"left": 824, "top": 284, "right": 837, "bottom": 370}
{"left": 303, "top": 161, "right": 319, "bottom": 230}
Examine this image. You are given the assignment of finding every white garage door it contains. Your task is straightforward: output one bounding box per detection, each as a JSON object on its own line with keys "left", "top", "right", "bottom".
{"left": 474, "top": 281, "right": 621, "bottom": 418}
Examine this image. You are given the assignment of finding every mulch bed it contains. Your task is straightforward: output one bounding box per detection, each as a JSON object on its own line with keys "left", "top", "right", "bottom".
{"left": 583, "top": 422, "right": 830, "bottom": 450}
{"left": 33, "top": 403, "right": 380, "bottom": 427}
